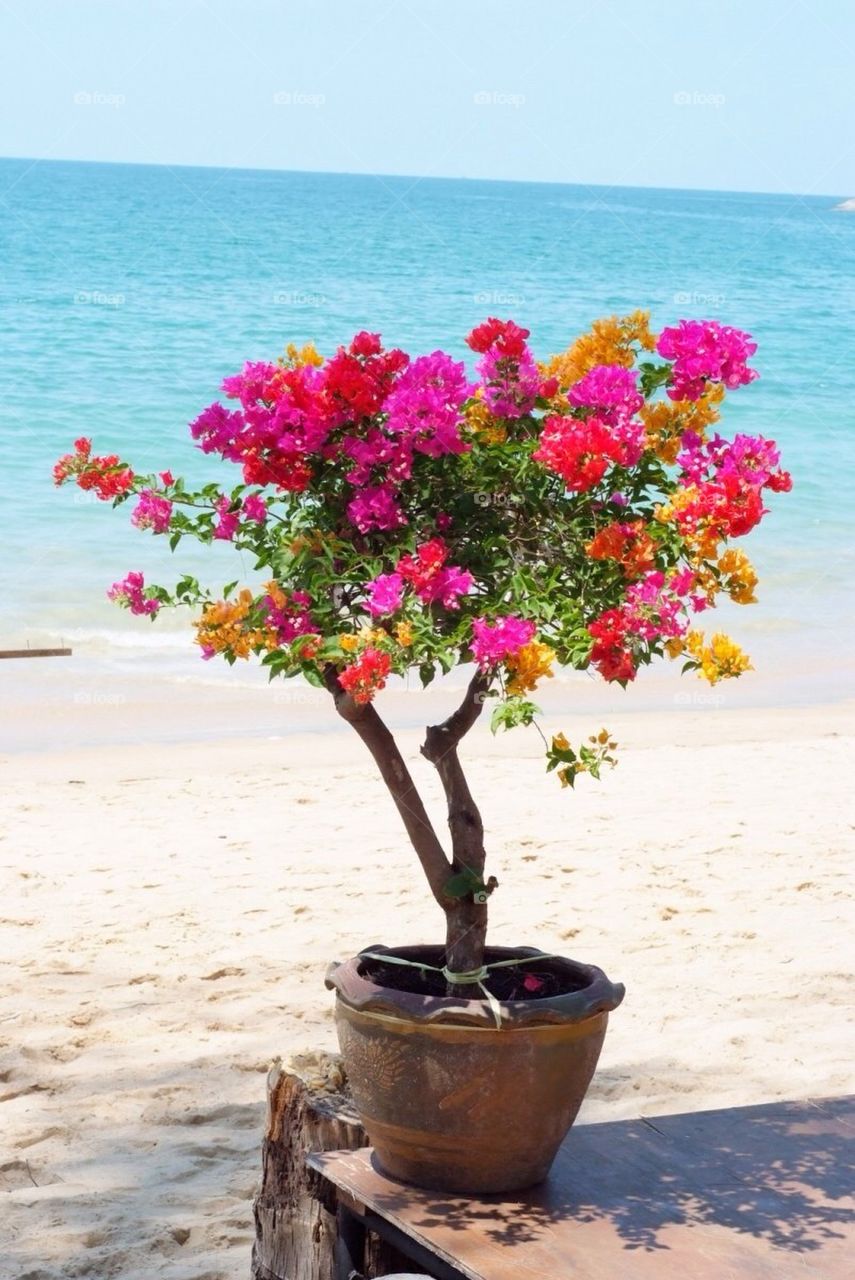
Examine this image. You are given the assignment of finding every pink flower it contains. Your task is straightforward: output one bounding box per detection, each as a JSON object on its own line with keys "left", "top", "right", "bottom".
{"left": 346, "top": 484, "right": 406, "bottom": 533}
{"left": 212, "top": 494, "right": 240, "bottom": 541}
{"left": 262, "top": 587, "right": 316, "bottom": 643}
{"left": 190, "top": 402, "right": 246, "bottom": 458}
{"left": 656, "top": 320, "right": 758, "bottom": 401}
{"left": 428, "top": 565, "right": 474, "bottom": 609}
{"left": 107, "top": 571, "right": 160, "bottom": 617}
{"left": 471, "top": 615, "right": 536, "bottom": 668}
{"left": 131, "top": 489, "right": 172, "bottom": 534}
{"left": 242, "top": 494, "right": 268, "bottom": 524}
{"left": 342, "top": 428, "right": 411, "bottom": 486}
{"left": 221, "top": 360, "right": 279, "bottom": 407}
{"left": 159, "top": 470, "right": 174, "bottom": 487}
{"left": 365, "top": 572, "right": 405, "bottom": 617}
{"left": 477, "top": 343, "right": 542, "bottom": 419}
{"left": 569, "top": 365, "right": 643, "bottom": 425}
{"left": 677, "top": 431, "right": 789, "bottom": 493}
{"left": 383, "top": 352, "right": 473, "bottom": 457}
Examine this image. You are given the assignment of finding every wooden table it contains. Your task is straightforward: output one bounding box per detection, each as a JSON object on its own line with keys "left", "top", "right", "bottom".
{"left": 308, "top": 1095, "right": 854, "bottom": 1279}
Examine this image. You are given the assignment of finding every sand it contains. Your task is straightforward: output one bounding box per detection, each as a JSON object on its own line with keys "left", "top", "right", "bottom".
{"left": 1, "top": 696, "right": 853, "bottom": 1279}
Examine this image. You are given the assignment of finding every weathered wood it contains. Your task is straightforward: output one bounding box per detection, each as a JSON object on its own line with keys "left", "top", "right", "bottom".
{"left": 0, "top": 648, "right": 72, "bottom": 659}
{"left": 308, "top": 1095, "right": 855, "bottom": 1280}
{"left": 251, "top": 1051, "right": 418, "bottom": 1280}
{"left": 251, "top": 1052, "right": 363, "bottom": 1280}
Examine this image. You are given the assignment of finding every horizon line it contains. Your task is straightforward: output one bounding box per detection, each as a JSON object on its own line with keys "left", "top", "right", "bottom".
{"left": 0, "top": 152, "right": 848, "bottom": 204}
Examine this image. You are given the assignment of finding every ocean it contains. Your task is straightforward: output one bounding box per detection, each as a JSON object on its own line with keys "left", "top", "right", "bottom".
{"left": 1, "top": 157, "right": 854, "bottom": 724}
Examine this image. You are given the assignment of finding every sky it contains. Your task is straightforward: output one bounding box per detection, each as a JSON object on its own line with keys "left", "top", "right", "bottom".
{"left": 0, "top": 0, "right": 853, "bottom": 195}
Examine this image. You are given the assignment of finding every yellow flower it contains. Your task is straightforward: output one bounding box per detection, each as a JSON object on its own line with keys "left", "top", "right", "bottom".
{"left": 463, "top": 393, "right": 507, "bottom": 444}
{"left": 552, "top": 732, "right": 570, "bottom": 752}
{"left": 640, "top": 384, "right": 724, "bottom": 463}
{"left": 665, "top": 636, "right": 686, "bottom": 658}
{"left": 545, "top": 311, "right": 656, "bottom": 389}
{"left": 395, "top": 620, "right": 414, "bottom": 647}
{"left": 283, "top": 341, "right": 323, "bottom": 368}
{"left": 339, "top": 634, "right": 360, "bottom": 652}
{"left": 717, "top": 548, "right": 758, "bottom": 605}
{"left": 505, "top": 641, "right": 555, "bottom": 695}
{"left": 194, "top": 589, "right": 274, "bottom": 660}
{"left": 686, "top": 630, "right": 752, "bottom": 684}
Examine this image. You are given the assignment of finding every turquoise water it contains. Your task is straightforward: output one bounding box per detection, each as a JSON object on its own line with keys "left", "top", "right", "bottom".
{"left": 2, "top": 158, "right": 854, "bottom": 699}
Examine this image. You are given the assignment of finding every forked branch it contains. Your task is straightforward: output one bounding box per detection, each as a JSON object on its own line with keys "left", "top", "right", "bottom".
{"left": 322, "top": 665, "right": 452, "bottom": 908}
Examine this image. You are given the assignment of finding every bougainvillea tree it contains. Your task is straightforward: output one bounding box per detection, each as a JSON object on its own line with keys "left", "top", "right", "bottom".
{"left": 55, "top": 313, "right": 790, "bottom": 978}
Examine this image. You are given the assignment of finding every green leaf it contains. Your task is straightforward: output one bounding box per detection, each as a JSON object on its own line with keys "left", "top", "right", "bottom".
{"left": 490, "top": 697, "right": 541, "bottom": 734}
{"left": 444, "top": 873, "right": 476, "bottom": 899}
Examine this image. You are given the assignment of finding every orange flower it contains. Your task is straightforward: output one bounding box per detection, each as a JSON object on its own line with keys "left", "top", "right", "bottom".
{"left": 545, "top": 311, "right": 656, "bottom": 389}
{"left": 586, "top": 521, "right": 656, "bottom": 579}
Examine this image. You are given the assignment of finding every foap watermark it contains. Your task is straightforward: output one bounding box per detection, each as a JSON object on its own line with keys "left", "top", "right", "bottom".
{"left": 272, "top": 289, "right": 327, "bottom": 308}
{"left": 673, "top": 290, "right": 727, "bottom": 308}
{"left": 73, "top": 689, "right": 127, "bottom": 707}
{"left": 473, "top": 492, "right": 524, "bottom": 508}
{"left": 74, "top": 290, "right": 125, "bottom": 307}
{"left": 273, "top": 90, "right": 325, "bottom": 108}
{"left": 271, "top": 684, "right": 327, "bottom": 707}
{"left": 673, "top": 689, "right": 725, "bottom": 709}
{"left": 673, "top": 90, "right": 725, "bottom": 108}
{"left": 73, "top": 90, "right": 126, "bottom": 108}
{"left": 473, "top": 290, "right": 527, "bottom": 308}
{"left": 474, "top": 90, "right": 526, "bottom": 108}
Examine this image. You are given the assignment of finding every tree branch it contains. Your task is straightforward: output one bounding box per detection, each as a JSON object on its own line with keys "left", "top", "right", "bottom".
{"left": 420, "top": 671, "right": 492, "bottom": 975}
{"left": 321, "top": 666, "right": 452, "bottom": 908}
{"left": 421, "top": 670, "right": 490, "bottom": 871}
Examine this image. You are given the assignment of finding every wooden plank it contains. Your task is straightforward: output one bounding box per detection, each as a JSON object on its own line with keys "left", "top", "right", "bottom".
{"left": 0, "top": 648, "right": 72, "bottom": 659}
{"left": 308, "top": 1096, "right": 855, "bottom": 1280}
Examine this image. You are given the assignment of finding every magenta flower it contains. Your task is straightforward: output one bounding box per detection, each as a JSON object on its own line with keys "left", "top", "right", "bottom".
{"left": 419, "top": 565, "right": 474, "bottom": 609}
{"left": 477, "top": 344, "right": 542, "bottom": 419}
{"left": 221, "top": 360, "right": 279, "bottom": 407}
{"left": 262, "top": 587, "right": 316, "bottom": 644}
{"left": 384, "top": 352, "right": 473, "bottom": 458}
{"left": 657, "top": 320, "right": 758, "bottom": 401}
{"left": 471, "top": 615, "right": 537, "bottom": 668}
{"left": 190, "top": 402, "right": 246, "bottom": 459}
{"left": 365, "top": 572, "right": 405, "bottom": 617}
{"left": 212, "top": 494, "right": 240, "bottom": 541}
{"left": 677, "top": 431, "right": 783, "bottom": 489}
{"left": 107, "top": 571, "right": 160, "bottom": 617}
{"left": 131, "top": 489, "right": 172, "bottom": 535}
{"left": 569, "top": 364, "right": 643, "bottom": 425}
{"left": 346, "top": 484, "right": 406, "bottom": 533}
{"left": 242, "top": 494, "right": 268, "bottom": 524}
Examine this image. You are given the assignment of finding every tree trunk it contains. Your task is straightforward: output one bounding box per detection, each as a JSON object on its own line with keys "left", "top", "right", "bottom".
{"left": 324, "top": 663, "right": 493, "bottom": 987}
{"left": 251, "top": 1052, "right": 417, "bottom": 1280}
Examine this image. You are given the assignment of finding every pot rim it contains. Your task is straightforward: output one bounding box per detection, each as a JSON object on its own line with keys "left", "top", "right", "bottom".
{"left": 326, "top": 943, "right": 625, "bottom": 1029}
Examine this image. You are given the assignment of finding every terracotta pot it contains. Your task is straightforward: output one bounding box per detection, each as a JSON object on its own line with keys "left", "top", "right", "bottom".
{"left": 325, "top": 944, "right": 624, "bottom": 1194}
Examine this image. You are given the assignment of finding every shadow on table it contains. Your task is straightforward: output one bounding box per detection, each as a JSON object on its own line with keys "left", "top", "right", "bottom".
{"left": 379, "top": 1097, "right": 855, "bottom": 1255}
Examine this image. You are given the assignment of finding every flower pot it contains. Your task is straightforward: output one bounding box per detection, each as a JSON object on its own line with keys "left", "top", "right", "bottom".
{"left": 325, "top": 944, "right": 624, "bottom": 1194}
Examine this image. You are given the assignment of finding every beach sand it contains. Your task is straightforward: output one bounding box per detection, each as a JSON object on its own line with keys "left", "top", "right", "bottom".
{"left": 1, "top": 697, "right": 853, "bottom": 1279}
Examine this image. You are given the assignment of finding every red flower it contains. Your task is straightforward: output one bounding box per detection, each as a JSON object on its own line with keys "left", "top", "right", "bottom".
{"left": 533, "top": 416, "right": 626, "bottom": 492}
{"left": 338, "top": 648, "right": 392, "bottom": 705}
{"left": 465, "top": 317, "right": 530, "bottom": 358}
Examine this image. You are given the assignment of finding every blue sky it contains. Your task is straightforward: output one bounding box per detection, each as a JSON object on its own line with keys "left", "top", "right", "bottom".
{"left": 1, "top": 0, "right": 852, "bottom": 194}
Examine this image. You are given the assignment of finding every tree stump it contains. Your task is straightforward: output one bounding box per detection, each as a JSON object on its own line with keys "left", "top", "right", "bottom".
{"left": 251, "top": 1051, "right": 419, "bottom": 1280}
